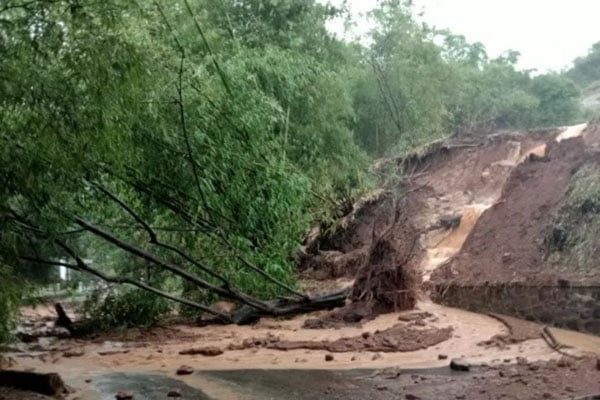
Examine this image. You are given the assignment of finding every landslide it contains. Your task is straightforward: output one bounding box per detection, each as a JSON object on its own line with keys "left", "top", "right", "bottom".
{"left": 298, "top": 128, "right": 562, "bottom": 326}
{"left": 431, "top": 136, "right": 600, "bottom": 285}
{"left": 300, "top": 129, "right": 555, "bottom": 286}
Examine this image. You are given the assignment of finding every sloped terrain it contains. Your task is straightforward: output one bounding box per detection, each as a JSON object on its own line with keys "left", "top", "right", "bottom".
{"left": 431, "top": 137, "right": 593, "bottom": 285}
{"left": 5, "top": 124, "right": 600, "bottom": 400}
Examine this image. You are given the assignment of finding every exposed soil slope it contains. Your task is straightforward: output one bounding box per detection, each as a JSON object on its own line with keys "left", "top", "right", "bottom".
{"left": 431, "top": 138, "right": 592, "bottom": 285}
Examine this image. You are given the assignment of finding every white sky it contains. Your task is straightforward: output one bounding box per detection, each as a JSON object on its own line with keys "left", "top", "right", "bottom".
{"left": 323, "top": 0, "right": 600, "bottom": 73}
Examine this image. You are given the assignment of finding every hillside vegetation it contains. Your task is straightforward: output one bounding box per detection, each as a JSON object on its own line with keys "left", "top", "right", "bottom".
{"left": 567, "top": 42, "right": 600, "bottom": 113}
{"left": 0, "top": 0, "right": 591, "bottom": 336}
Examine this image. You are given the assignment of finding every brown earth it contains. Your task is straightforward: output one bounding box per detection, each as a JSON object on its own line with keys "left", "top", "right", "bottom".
{"left": 431, "top": 137, "right": 594, "bottom": 285}
{"left": 300, "top": 129, "right": 556, "bottom": 286}
{"left": 583, "top": 117, "right": 600, "bottom": 147}
{"left": 6, "top": 125, "right": 600, "bottom": 400}
{"left": 228, "top": 324, "right": 453, "bottom": 354}
{"left": 478, "top": 313, "right": 543, "bottom": 349}
{"left": 367, "top": 357, "right": 600, "bottom": 400}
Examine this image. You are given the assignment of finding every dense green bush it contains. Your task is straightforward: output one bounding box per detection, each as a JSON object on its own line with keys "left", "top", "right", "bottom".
{"left": 0, "top": 265, "right": 20, "bottom": 343}
{"left": 82, "top": 288, "right": 172, "bottom": 330}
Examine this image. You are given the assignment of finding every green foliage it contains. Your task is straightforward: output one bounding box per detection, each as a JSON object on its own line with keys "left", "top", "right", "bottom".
{"left": 0, "top": 265, "right": 20, "bottom": 343}
{"left": 567, "top": 42, "right": 600, "bottom": 87}
{"left": 353, "top": 0, "right": 584, "bottom": 156}
{"left": 82, "top": 288, "right": 172, "bottom": 330}
{"left": 529, "top": 74, "right": 581, "bottom": 127}
{"left": 545, "top": 164, "right": 600, "bottom": 275}
{"left": 0, "top": 0, "right": 367, "bottom": 318}
{"left": 0, "top": 0, "right": 592, "bottom": 329}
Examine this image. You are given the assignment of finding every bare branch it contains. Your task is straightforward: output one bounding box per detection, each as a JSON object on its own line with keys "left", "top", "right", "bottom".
{"left": 91, "top": 182, "right": 231, "bottom": 287}
{"left": 51, "top": 243, "right": 232, "bottom": 322}
{"left": 73, "top": 216, "right": 272, "bottom": 312}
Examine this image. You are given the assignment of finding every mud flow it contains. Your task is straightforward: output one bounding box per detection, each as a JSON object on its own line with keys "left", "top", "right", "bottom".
{"left": 4, "top": 124, "right": 600, "bottom": 400}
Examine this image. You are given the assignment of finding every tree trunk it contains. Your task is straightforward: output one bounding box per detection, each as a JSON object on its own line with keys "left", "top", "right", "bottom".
{"left": 231, "top": 289, "right": 350, "bottom": 325}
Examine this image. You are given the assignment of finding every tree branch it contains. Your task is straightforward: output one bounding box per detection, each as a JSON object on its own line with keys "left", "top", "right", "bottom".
{"left": 26, "top": 248, "right": 231, "bottom": 323}
{"left": 92, "top": 182, "right": 231, "bottom": 288}
{"left": 72, "top": 216, "right": 272, "bottom": 312}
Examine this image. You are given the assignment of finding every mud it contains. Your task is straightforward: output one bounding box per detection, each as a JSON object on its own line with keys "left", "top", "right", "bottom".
{"left": 361, "top": 357, "right": 600, "bottom": 400}
{"left": 431, "top": 138, "right": 591, "bottom": 285}
{"left": 6, "top": 125, "right": 600, "bottom": 399}
{"left": 479, "top": 314, "right": 543, "bottom": 349}
{"left": 229, "top": 324, "right": 453, "bottom": 354}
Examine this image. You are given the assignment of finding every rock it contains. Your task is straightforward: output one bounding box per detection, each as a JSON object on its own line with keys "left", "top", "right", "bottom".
{"left": 167, "top": 389, "right": 182, "bottom": 397}
{"left": 376, "top": 385, "right": 388, "bottom": 391}
{"left": 98, "top": 349, "right": 130, "bottom": 356}
{"left": 176, "top": 365, "right": 194, "bottom": 375}
{"left": 361, "top": 332, "right": 370, "bottom": 339}
{"left": 542, "top": 393, "right": 552, "bottom": 399}
{"left": 372, "top": 353, "right": 383, "bottom": 361}
{"left": 85, "top": 379, "right": 92, "bottom": 383}
{"left": 596, "top": 358, "right": 600, "bottom": 370}
{"left": 450, "top": 359, "right": 470, "bottom": 372}
{"left": 439, "top": 214, "right": 461, "bottom": 230}
{"left": 179, "top": 347, "right": 223, "bottom": 357}
{"left": 528, "top": 364, "right": 540, "bottom": 371}
{"left": 63, "top": 350, "right": 84, "bottom": 358}
{"left": 325, "top": 354, "right": 334, "bottom": 362}
{"left": 557, "top": 357, "right": 572, "bottom": 368}
{"left": 405, "top": 394, "right": 421, "bottom": 400}
{"left": 116, "top": 390, "right": 134, "bottom": 400}
{"left": 438, "top": 354, "right": 448, "bottom": 360}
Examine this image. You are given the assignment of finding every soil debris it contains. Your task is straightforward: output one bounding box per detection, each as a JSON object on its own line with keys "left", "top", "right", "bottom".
{"left": 351, "top": 213, "right": 421, "bottom": 315}
{"left": 0, "top": 370, "right": 68, "bottom": 397}
{"left": 256, "top": 324, "right": 452, "bottom": 353}
{"left": 62, "top": 350, "right": 84, "bottom": 358}
{"left": 115, "top": 390, "right": 134, "bottom": 400}
{"left": 178, "top": 346, "right": 223, "bottom": 357}
{"left": 479, "top": 313, "right": 542, "bottom": 348}
{"left": 432, "top": 137, "right": 590, "bottom": 285}
{"left": 449, "top": 359, "right": 470, "bottom": 372}
{"left": 175, "top": 365, "right": 194, "bottom": 376}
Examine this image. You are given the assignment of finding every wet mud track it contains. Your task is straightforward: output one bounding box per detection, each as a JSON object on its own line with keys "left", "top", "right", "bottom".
{"left": 86, "top": 365, "right": 600, "bottom": 400}
{"left": 93, "top": 373, "right": 213, "bottom": 400}
{"left": 88, "top": 368, "right": 468, "bottom": 400}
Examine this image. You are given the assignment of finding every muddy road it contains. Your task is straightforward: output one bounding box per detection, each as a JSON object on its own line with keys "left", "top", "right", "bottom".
{"left": 4, "top": 124, "right": 600, "bottom": 400}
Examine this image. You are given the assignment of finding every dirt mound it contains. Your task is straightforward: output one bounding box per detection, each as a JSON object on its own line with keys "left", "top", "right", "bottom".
{"left": 583, "top": 117, "right": 600, "bottom": 147}
{"left": 311, "top": 190, "right": 396, "bottom": 254}
{"left": 230, "top": 324, "right": 453, "bottom": 354}
{"left": 478, "top": 313, "right": 542, "bottom": 349}
{"left": 432, "top": 138, "right": 589, "bottom": 285}
{"left": 298, "top": 190, "right": 396, "bottom": 280}
{"left": 300, "top": 130, "right": 556, "bottom": 282}
{"left": 351, "top": 214, "right": 421, "bottom": 314}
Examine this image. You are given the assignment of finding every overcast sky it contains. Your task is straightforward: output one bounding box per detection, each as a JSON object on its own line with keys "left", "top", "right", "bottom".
{"left": 323, "top": 0, "right": 600, "bottom": 73}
